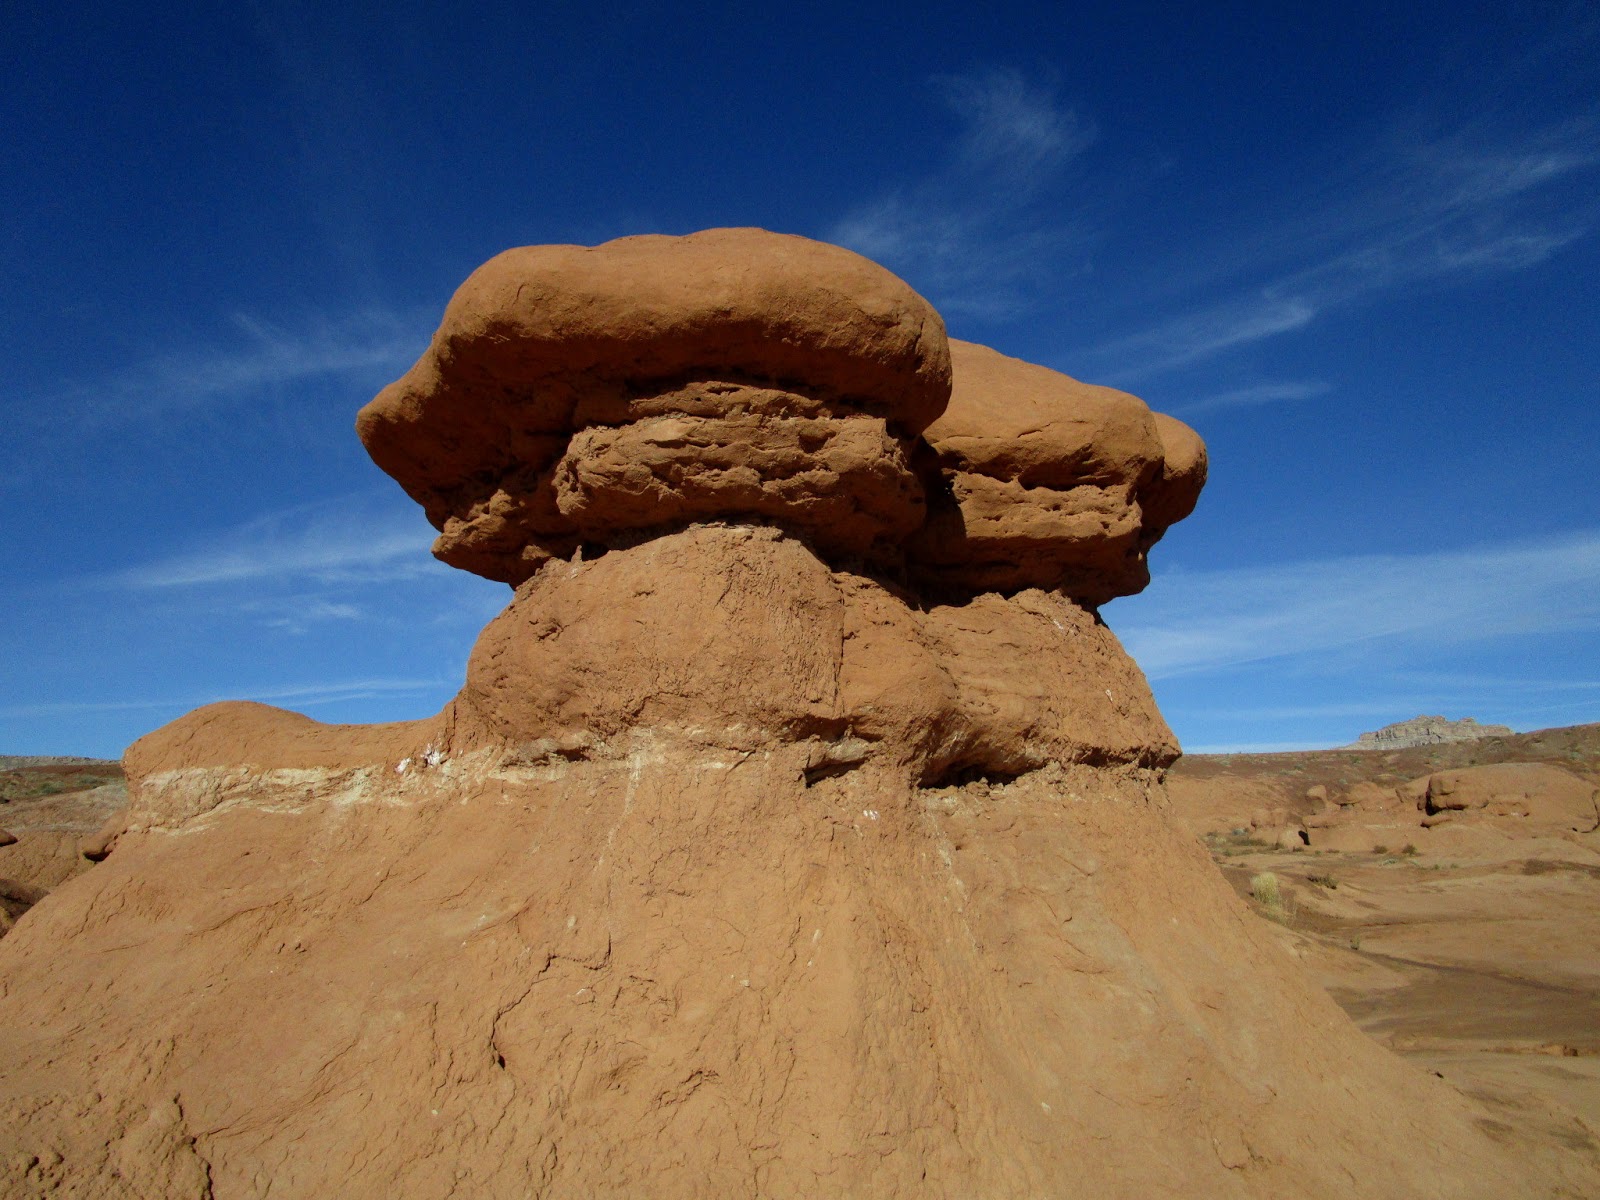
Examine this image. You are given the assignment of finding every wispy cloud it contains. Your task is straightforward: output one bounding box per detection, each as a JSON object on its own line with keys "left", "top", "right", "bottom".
{"left": 1087, "top": 114, "right": 1599, "bottom": 379}
{"left": 105, "top": 494, "right": 434, "bottom": 590}
{"left": 1385, "top": 670, "right": 1600, "bottom": 694}
{"left": 938, "top": 69, "right": 1095, "bottom": 182}
{"left": 1170, "top": 379, "right": 1331, "bottom": 418}
{"left": 1183, "top": 699, "right": 1468, "bottom": 723}
{"left": 241, "top": 595, "right": 366, "bottom": 635}
{"left": 39, "top": 309, "right": 424, "bottom": 430}
{"left": 1086, "top": 297, "right": 1317, "bottom": 379}
{"left": 827, "top": 67, "right": 1095, "bottom": 319}
{"left": 1159, "top": 681, "right": 1600, "bottom": 751}
{"left": 1117, "top": 529, "right": 1600, "bottom": 678}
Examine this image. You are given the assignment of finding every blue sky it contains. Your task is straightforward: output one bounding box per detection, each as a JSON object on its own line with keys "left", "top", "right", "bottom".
{"left": 3, "top": 1, "right": 1597, "bottom": 757}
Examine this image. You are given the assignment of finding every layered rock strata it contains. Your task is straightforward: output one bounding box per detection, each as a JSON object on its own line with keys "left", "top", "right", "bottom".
{"left": 1347, "top": 714, "right": 1515, "bottom": 750}
{"left": 357, "top": 229, "right": 950, "bottom": 583}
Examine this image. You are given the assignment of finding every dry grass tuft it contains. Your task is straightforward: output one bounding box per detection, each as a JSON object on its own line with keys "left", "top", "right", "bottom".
{"left": 1250, "top": 871, "right": 1294, "bottom": 923}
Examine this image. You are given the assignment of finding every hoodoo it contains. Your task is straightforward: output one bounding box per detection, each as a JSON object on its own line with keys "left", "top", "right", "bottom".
{"left": 0, "top": 230, "right": 1586, "bottom": 1198}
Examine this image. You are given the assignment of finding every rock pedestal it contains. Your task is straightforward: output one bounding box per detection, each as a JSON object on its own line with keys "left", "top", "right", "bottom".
{"left": 0, "top": 230, "right": 1583, "bottom": 1198}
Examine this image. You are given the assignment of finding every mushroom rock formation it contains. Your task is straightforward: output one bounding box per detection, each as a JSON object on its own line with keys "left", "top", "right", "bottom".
{"left": 357, "top": 228, "right": 949, "bottom": 583}
{"left": 0, "top": 231, "right": 1589, "bottom": 1199}
{"left": 909, "top": 339, "right": 1206, "bottom": 604}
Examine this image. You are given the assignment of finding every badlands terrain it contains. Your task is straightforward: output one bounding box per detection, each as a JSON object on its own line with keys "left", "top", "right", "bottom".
{"left": 0, "top": 229, "right": 1593, "bottom": 1196}
{"left": 1169, "top": 722, "right": 1600, "bottom": 1186}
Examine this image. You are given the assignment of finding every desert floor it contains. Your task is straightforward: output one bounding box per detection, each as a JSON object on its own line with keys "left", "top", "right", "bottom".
{"left": 1206, "top": 837, "right": 1599, "bottom": 1161}
{"left": 1169, "top": 723, "right": 1600, "bottom": 1173}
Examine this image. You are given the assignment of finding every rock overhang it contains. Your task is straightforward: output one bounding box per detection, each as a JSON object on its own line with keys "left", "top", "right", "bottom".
{"left": 356, "top": 227, "right": 1205, "bottom": 607}
{"left": 357, "top": 228, "right": 952, "bottom": 584}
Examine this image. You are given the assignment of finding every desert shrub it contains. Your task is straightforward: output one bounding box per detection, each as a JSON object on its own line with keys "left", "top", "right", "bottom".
{"left": 1203, "top": 830, "right": 1273, "bottom": 858}
{"left": 1249, "top": 872, "right": 1292, "bottom": 922}
{"left": 1372, "top": 845, "right": 1389, "bottom": 855}
{"left": 1307, "top": 873, "right": 1337, "bottom": 889}
{"left": 1401, "top": 843, "right": 1419, "bottom": 856}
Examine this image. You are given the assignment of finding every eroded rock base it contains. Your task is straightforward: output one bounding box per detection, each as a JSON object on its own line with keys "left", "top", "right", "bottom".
{"left": 0, "top": 748, "right": 1561, "bottom": 1198}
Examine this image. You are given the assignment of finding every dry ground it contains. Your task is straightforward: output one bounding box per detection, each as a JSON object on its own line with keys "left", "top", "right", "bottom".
{"left": 1206, "top": 841, "right": 1600, "bottom": 1168}
{"left": 0, "top": 757, "right": 126, "bottom": 926}
{"left": 1176, "top": 724, "right": 1600, "bottom": 1173}
{"left": 0, "top": 757, "right": 125, "bottom": 832}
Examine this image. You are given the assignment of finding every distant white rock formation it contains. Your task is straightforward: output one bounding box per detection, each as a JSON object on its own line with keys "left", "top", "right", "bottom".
{"left": 1346, "top": 715, "right": 1513, "bottom": 750}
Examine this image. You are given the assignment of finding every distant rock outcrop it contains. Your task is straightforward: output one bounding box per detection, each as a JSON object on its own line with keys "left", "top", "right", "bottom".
{"left": 1348, "top": 714, "right": 1514, "bottom": 750}
{"left": 0, "top": 762, "right": 127, "bottom": 942}
{"left": 1420, "top": 762, "right": 1599, "bottom": 835}
{"left": 1168, "top": 726, "right": 1600, "bottom": 862}
{"left": 0, "top": 230, "right": 1572, "bottom": 1198}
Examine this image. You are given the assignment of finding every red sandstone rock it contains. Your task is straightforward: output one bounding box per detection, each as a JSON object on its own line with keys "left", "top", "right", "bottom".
{"left": 0, "top": 691, "right": 1554, "bottom": 1198}
{"left": 909, "top": 339, "right": 1206, "bottom": 604}
{"left": 0, "top": 834, "right": 92, "bottom": 896}
{"left": 1344, "top": 780, "right": 1402, "bottom": 812}
{"left": 2, "top": 231, "right": 1576, "bottom": 1198}
{"left": 78, "top": 809, "right": 128, "bottom": 862}
{"left": 1144, "top": 411, "right": 1208, "bottom": 529}
{"left": 458, "top": 525, "right": 1174, "bottom": 784}
{"left": 357, "top": 229, "right": 950, "bottom": 583}
{"left": 0, "top": 878, "right": 48, "bottom": 938}
{"left": 1422, "top": 763, "right": 1598, "bottom": 834}
{"left": 552, "top": 412, "right": 923, "bottom": 560}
